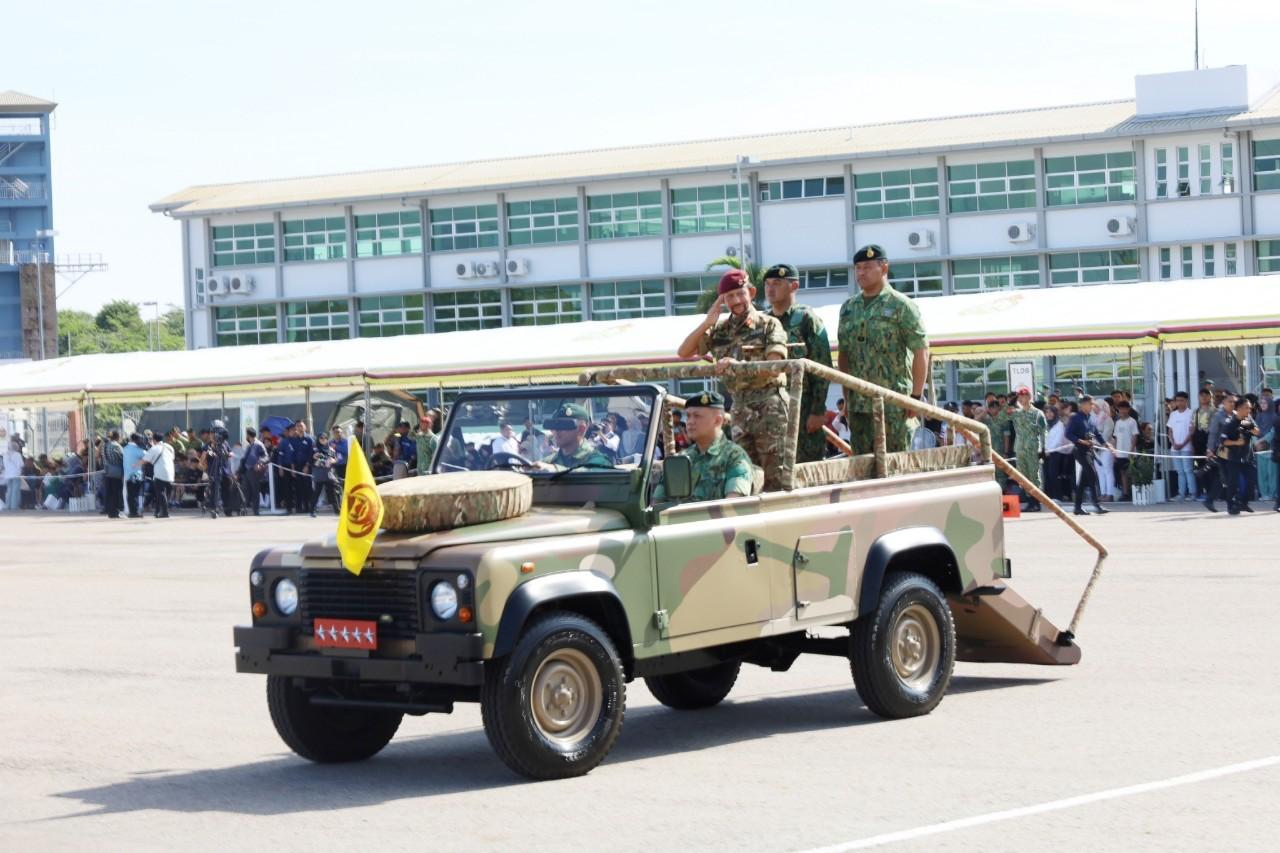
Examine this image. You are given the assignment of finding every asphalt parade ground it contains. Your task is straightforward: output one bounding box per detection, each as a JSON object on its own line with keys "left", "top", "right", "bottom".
{"left": 2, "top": 503, "right": 1277, "bottom": 852}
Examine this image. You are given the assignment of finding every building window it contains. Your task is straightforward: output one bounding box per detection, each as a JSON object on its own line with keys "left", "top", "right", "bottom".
{"left": 670, "top": 184, "right": 751, "bottom": 234}
{"left": 357, "top": 294, "right": 425, "bottom": 337}
{"left": 507, "top": 197, "right": 579, "bottom": 246}
{"left": 212, "top": 223, "right": 275, "bottom": 267}
{"left": 429, "top": 204, "right": 499, "bottom": 252}
{"left": 1052, "top": 354, "right": 1144, "bottom": 402}
{"left": 1181, "top": 246, "right": 1193, "bottom": 278}
{"left": 1154, "top": 148, "right": 1168, "bottom": 198}
{"left": 433, "top": 289, "right": 503, "bottom": 332}
{"left": 1254, "top": 140, "right": 1280, "bottom": 191}
{"left": 947, "top": 160, "right": 1035, "bottom": 213}
{"left": 590, "top": 279, "right": 666, "bottom": 321}
{"left": 955, "top": 358, "right": 1011, "bottom": 401}
{"left": 1044, "top": 152, "right": 1135, "bottom": 206}
{"left": 283, "top": 216, "right": 347, "bottom": 262}
{"left": 195, "top": 267, "right": 206, "bottom": 307}
{"left": 1259, "top": 240, "right": 1280, "bottom": 274}
{"left": 1202, "top": 245, "right": 1215, "bottom": 277}
{"left": 586, "top": 191, "right": 662, "bottom": 240}
{"left": 510, "top": 284, "right": 583, "bottom": 326}
{"left": 1225, "top": 242, "right": 1238, "bottom": 275}
{"left": 285, "top": 299, "right": 351, "bottom": 342}
{"left": 214, "top": 304, "right": 277, "bottom": 347}
{"left": 355, "top": 210, "right": 421, "bottom": 258}
{"left": 672, "top": 275, "right": 717, "bottom": 315}
{"left": 1198, "top": 144, "right": 1212, "bottom": 195}
{"left": 1176, "top": 146, "right": 1191, "bottom": 196}
{"left": 758, "top": 176, "right": 844, "bottom": 202}
{"left": 951, "top": 255, "right": 1039, "bottom": 293}
{"left": 853, "top": 168, "right": 939, "bottom": 220}
{"left": 1262, "top": 344, "right": 1280, "bottom": 393}
{"left": 889, "top": 261, "right": 944, "bottom": 298}
{"left": 1048, "top": 250, "right": 1140, "bottom": 286}
{"left": 1159, "top": 247, "right": 1172, "bottom": 280}
{"left": 1221, "top": 142, "right": 1235, "bottom": 193}
{"left": 799, "top": 268, "right": 850, "bottom": 290}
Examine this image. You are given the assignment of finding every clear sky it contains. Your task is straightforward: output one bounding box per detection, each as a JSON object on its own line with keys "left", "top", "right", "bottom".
{"left": 6, "top": 0, "right": 1280, "bottom": 314}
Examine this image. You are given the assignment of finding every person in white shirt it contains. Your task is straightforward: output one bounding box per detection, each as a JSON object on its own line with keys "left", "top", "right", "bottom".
{"left": 1165, "top": 391, "right": 1196, "bottom": 501}
{"left": 1112, "top": 401, "right": 1140, "bottom": 501}
{"left": 598, "top": 415, "right": 621, "bottom": 454}
{"left": 142, "top": 434, "right": 175, "bottom": 517}
{"left": 619, "top": 412, "right": 650, "bottom": 459}
{"left": 2, "top": 438, "right": 24, "bottom": 511}
{"left": 1045, "top": 403, "right": 1075, "bottom": 501}
{"left": 490, "top": 422, "right": 521, "bottom": 459}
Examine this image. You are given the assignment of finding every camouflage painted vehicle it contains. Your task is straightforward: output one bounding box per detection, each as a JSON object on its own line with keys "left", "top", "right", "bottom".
{"left": 235, "top": 360, "right": 1089, "bottom": 780}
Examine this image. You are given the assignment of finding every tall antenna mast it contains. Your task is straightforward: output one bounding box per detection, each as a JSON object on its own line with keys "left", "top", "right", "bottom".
{"left": 1194, "top": 0, "right": 1200, "bottom": 69}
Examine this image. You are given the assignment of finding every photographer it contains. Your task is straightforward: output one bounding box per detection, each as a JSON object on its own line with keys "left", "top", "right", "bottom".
{"left": 1066, "top": 395, "right": 1109, "bottom": 516}
{"left": 240, "top": 427, "right": 267, "bottom": 516}
{"left": 309, "top": 439, "right": 338, "bottom": 517}
{"left": 205, "top": 420, "right": 232, "bottom": 519}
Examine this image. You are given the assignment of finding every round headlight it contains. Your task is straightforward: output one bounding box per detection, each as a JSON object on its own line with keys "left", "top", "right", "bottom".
{"left": 249, "top": 570, "right": 264, "bottom": 588}
{"left": 430, "top": 582, "right": 459, "bottom": 620}
{"left": 273, "top": 578, "right": 299, "bottom": 616}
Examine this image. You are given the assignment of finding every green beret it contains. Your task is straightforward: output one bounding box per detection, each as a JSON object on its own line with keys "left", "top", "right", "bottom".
{"left": 853, "top": 244, "right": 887, "bottom": 263}
{"left": 543, "top": 402, "right": 591, "bottom": 430}
{"left": 763, "top": 263, "right": 799, "bottom": 281}
{"left": 684, "top": 391, "right": 725, "bottom": 411}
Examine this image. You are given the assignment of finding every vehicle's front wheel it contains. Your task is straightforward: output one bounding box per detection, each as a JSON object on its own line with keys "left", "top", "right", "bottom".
{"left": 481, "top": 612, "right": 626, "bottom": 780}
{"left": 644, "top": 660, "right": 741, "bottom": 710}
{"left": 266, "top": 676, "right": 403, "bottom": 762}
{"left": 850, "top": 571, "right": 956, "bottom": 719}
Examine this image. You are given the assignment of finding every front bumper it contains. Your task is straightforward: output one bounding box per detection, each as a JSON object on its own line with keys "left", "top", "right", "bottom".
{"left": 234, "top": 626, "right": 485, "bottom": 686}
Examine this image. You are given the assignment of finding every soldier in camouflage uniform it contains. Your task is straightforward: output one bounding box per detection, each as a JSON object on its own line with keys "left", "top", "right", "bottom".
{"left": 1010, "top": 387, "right": 1047, "bottom": 511}
{"left": 653, "top": 391, "right": 753, "bottom": 503}
{"left": 414, "top": 411, "right": 439, "bottom": 474}
{"left": 764, "top": 262, "right": 833, "bottom": 463}
{"left": 677, "top": 268, "right": 790, "bottom": 490}
{"left": 535, "top": 403, "right": 613, "bottom": 471}
{"left": 836, "top": 245, "right": 930, "bottom": 455}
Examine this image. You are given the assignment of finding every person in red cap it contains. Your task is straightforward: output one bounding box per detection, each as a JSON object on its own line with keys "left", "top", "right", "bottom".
{"left": 1010, "top": 386, "right": 1047, "bottom": 511}
{"left": 676, "top": 268, "right": 790, "bottom": 489}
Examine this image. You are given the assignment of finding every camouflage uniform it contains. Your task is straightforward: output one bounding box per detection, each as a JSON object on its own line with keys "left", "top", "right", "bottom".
{"left": 989, "top": 407, "right": 1014, "bottom": 488}
{"left": 696, "top": 306, "right": 790, "bottom": 489}
{"left": 836, "top": 285, "right": 928, "bottom": 454}
{"left": 772, "top": 304, "right": 833, "bottom": 463}
{"left": 1010, "top": 405, "right": 1047, "bottom": 490}
{"left": 414, "top": 429, "right": 439, "bottom": 472}
{"left": 542, "top": 440, "right": 612, "bottom": 470}
{"left": 653, "top": 434, "right": 754, "bottom": 503}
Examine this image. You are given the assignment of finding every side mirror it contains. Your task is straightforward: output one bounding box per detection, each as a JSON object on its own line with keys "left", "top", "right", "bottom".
{"left": 662, "top": 455, "right": 692, "bottom": 500}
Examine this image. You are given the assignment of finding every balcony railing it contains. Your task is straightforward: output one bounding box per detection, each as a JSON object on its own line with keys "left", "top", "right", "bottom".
{"left": 0, "top": 179, "right": 47, "bottom": 200}
{"left": 0, "top": 119, "right": 43, "bottom": 136}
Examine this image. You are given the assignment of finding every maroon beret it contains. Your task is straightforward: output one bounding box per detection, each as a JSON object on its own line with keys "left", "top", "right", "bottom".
{"left": 717, "top": 269, "right": 749, "bottom": 294}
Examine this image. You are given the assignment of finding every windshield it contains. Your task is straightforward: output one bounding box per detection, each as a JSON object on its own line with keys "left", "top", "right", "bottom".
{"left": 434, "top": 386, "right": 659, "bottom": 475}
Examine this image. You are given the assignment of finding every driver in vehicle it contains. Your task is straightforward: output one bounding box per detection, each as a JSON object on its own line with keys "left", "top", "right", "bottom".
{"left": 653, "top": 391, "right": 753, "bottom": 503}
{"left": 534, "top": 403, "right": 614, "bottom": 471}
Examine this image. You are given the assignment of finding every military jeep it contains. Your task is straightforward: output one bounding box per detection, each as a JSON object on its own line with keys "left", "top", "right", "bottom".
{"left": 235, "top": 360, "right": 1089, "bottom": 780}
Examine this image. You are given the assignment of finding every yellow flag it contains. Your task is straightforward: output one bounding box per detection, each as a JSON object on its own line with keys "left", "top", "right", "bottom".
{"left": 336, "top": 436, "right": 383, "bottom": 576}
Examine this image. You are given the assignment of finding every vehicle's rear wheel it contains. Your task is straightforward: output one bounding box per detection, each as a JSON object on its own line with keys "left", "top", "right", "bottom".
{"left": 850, "top": 571, "right": 955, "bottom": 719}
{"left": 266, "top": 676, "right": 403, "bottom": 762}
{"left": 481, "top": 612, "right": 625, "bottom": 780}
{"left": 644, "top": 660, "right": 741, "bottom": 710}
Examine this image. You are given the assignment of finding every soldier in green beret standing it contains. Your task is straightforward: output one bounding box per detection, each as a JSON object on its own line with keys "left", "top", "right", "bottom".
{"left": 653, "top": 392, "right": 754, "bottom": 503}
{"left": 534, "top": 403, "right": 613, "bottom": 471}
{"left": 764, "top": 263, "right": 833, "bottom": 463}
{"left": 836, "top": 245, "right": 930, "bottom": 455}
{"left": 677, "top": 269, "right": 790, "bottom": 490}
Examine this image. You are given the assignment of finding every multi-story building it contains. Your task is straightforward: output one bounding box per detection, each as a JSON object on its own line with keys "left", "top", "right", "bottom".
{"left": 0, "top": 91, "right": 57, "bottom": 362}
{"left": 152, "top": 67, "right": 1280, "bottom": 401}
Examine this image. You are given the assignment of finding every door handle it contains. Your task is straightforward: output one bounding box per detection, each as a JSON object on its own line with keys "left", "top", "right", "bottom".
{"left": 744, "top": 538, "right": 759, "bottom": 565}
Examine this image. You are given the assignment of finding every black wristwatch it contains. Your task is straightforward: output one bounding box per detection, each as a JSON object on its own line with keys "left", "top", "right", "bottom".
{"left": 910, "top": 393, "right": 923, "bottom": 401}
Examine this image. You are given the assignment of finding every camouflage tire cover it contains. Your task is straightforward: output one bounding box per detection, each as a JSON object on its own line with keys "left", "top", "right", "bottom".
{"left": 377, "top": 471, "right": 532, "bottom": 533}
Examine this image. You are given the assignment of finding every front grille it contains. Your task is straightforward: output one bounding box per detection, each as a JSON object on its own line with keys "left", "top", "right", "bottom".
{"left": 299, "top": 569, "right": 420, "bottom": 639}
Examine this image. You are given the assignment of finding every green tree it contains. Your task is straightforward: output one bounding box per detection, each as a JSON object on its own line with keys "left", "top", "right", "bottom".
{"left": 57, "top": 301, "right": 185, "bottom": 356}
{"left": 696, "top": 255, "right": 765, "bottom": 312}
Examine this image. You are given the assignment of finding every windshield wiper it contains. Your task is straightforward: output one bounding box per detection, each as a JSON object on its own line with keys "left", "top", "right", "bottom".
{"left": 548, "top": 462, "right": 619, "bottom": 481}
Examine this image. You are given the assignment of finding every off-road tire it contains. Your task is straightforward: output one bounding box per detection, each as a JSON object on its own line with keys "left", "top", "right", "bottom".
{"left": 644, "top": 660, "right": 741, "bottom": 710}
{"left": 266, "top": 675, "right": 403, "bottom": 763}
{"left": 480, "top": 612, "right": 626, "bottom": 780}
{"left": 850, "top": 571, "right": 956, "bottom": 719}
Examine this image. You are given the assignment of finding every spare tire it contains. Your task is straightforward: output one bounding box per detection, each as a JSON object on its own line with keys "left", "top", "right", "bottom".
{"left": 377, "top": 471, "right": 532, "bottom": 533}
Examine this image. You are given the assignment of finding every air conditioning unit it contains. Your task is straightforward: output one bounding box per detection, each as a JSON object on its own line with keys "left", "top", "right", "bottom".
{"left": 228, "top": 273, "right": 255, "bottom": 294}
{"left": 206, "top": 275, "right": 226, "bottom": 295}
{"left": 506, "top": 257, "right": 529, "bottom": 276}
{"left": 1007, "top": 222, "right": 1035, "bottom": 243}
{"left": 1106, "top": 216, "right": 1135, "bottom": 237}
{"left": 724, "top": 243, "right": 753, "bottom": 260}
{"left": 906, "top": 229, "right": 934, "bottom": 250}
{"left": 456, "top": 262, "right": 477, "bottom": 279}
{"left": 476, "top": 261, "right": 501, "bottom": 277}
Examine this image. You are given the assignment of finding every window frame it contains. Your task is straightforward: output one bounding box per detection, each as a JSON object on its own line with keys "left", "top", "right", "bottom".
{"left": 670, "top": 184, "right": 752, "bottom": 235}
{"left": 1043, "top": 152, "right": 1136, "bottom": 207}
{"left": 758, "top": 176, "right": 845, "bottom": 203}
{"left": 946, "top": 160, "right": 1036, "bottom": 214}
{"left": 283, "top": 216, "right": 348, "bottom": 263}
{"left": 950, "top": 255, "right": 1040, "bottom": 293}
{"left": 284, "top": 299, "right": 352, "bottom": 343}
{"left": 354, "top": 209, "right": 422, "bottom": 258}
{"left": 506, "top": 197, "right": 580, "bottom": 246}
{"left": 357, "top": 294, "right": 426, "bottom": 338}
{"left": 509, "top": 284, "right": 584, "bottom": 326}
{"left": 588, "top": 279, "right": 666, "bottom": 321}
{"left": 586, "top": 190, "right": 663, "bottom": 241}
{"left": 429, "top": 204, "right": 499, "bottom": 252}
{"left": 214, "top": 302, "right": 278, "bottom": 347}
{"left": 212, "top": 222, "right": 275, "bottom": 268}
{"left": 1047, "top": 249, "right": 1141, "bottom": 286}
{"left": 431, "top": 288, "right": 504, "bottom": 333}
{"left": 853, "top": 167, "right": 940, "bottom": 221}
{"left": 888, "top": 261, "right": 944, "bottom": 298}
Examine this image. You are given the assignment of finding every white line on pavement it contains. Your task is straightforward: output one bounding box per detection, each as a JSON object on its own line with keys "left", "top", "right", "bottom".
{"left": 794, "top": 754, "right": 1280, "bottom": 852}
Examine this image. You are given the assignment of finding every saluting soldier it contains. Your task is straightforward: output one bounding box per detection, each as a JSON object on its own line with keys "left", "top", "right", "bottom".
{"left": 653, "top": 391, "right": 753, "bottom": 503}
{"left": 763, "top": 262, "right": 833, "bottom": 463}
{"left": 836, "top": 245, "right": 930, "bottom": 455}
{"left": 677, "top": 268, "right": 789, "bottom": 490}
{"left": 535, "top": 403, "right": 613, "bottom": 471}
